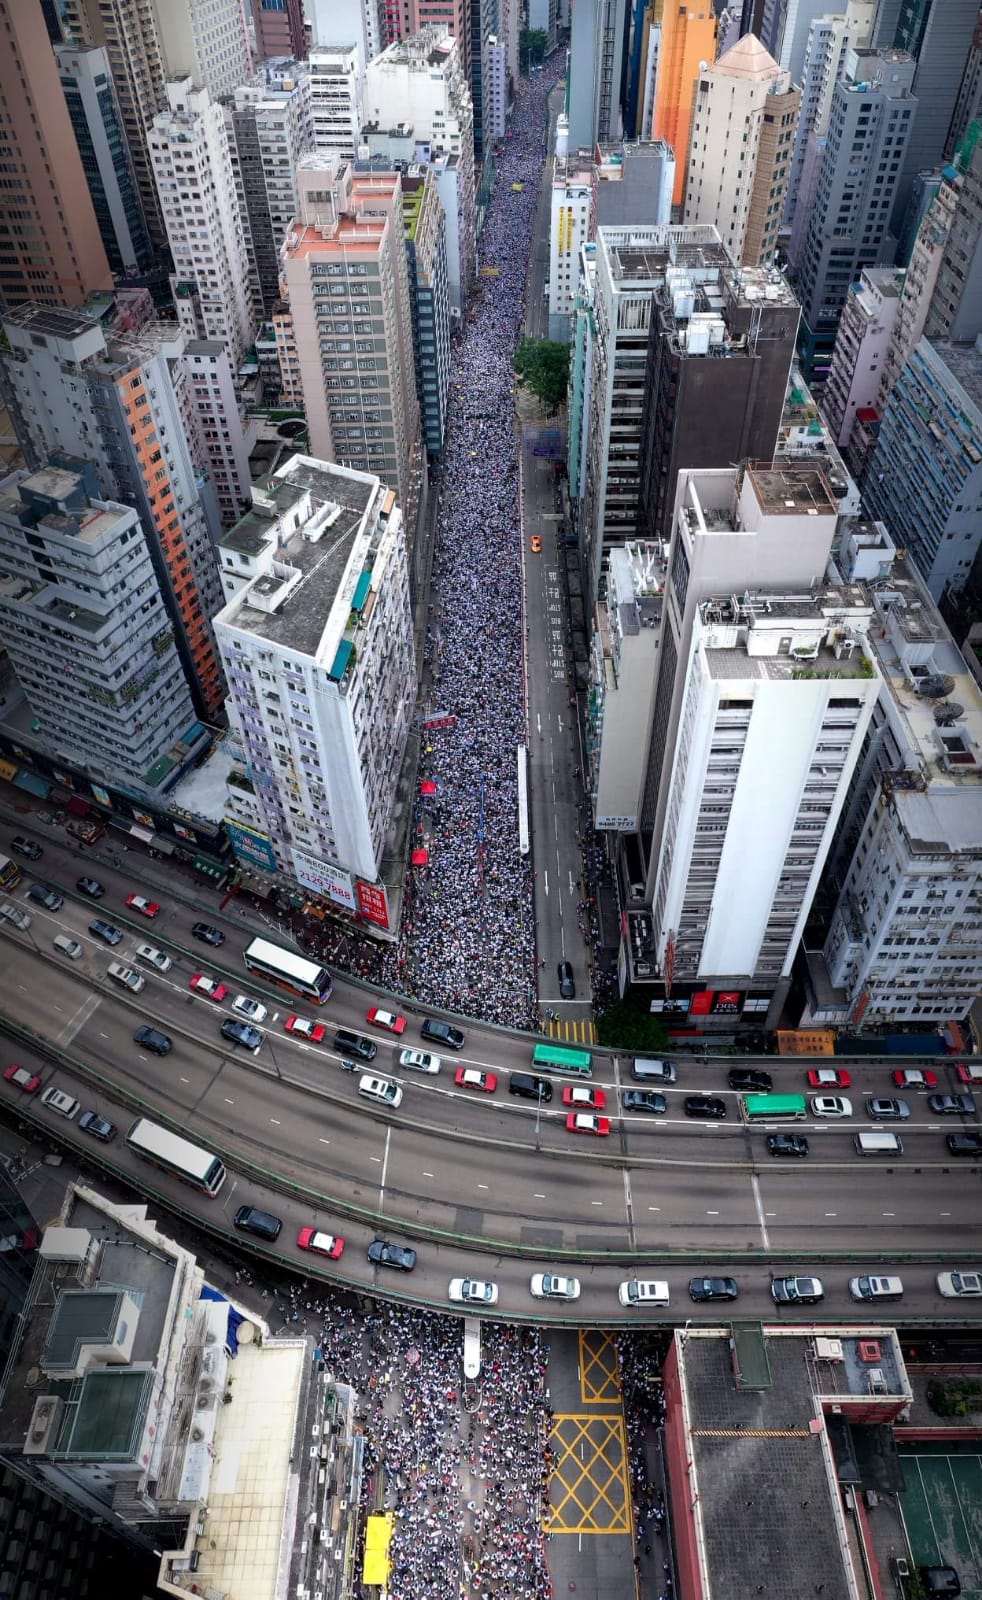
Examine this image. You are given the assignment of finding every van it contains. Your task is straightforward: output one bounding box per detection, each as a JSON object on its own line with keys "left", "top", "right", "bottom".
{"left": 233, "top": 1204, "right": 282, "bottom": 1241}
{"left": 333, "top": 1028, "right": 377, "bottom": 1062}
{"left": 855, "top": 1130, "right": 903, "bottom": 1156}
{"left": 53, "top": 933, "right": 83, "bottom": 960}
{"left": 945, "top": 1132, "right": 982, "bottom": 1157}
{"left": 509, "top": 1072, "right": 553, "bottom": 1102}
{"left": 848, "top": 1274, "right": 904, "bottom": 1302}
{"left": 107, "top": 961, "right": 145, "bottom": 993}
{"left": 618, "top": 1279, "right": 670, "bottom": 1308}
{"left": 358, "top": 1073, "right": 403, "bottom": 1109}
{"left": 631, "top": 1058, "right": 677, "bottom": 1084}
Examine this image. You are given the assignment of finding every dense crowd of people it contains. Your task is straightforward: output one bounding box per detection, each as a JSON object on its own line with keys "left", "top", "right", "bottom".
{"left": 273, "top": 1284, "right": 551, "bottom": 1600}
{"left": 371, "top": 58, "right": 567, "bottom": 1031}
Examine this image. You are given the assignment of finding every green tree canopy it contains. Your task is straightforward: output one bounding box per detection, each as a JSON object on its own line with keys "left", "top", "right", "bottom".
{"left": 520, "top": 28, "right": 548, "bottom": 68}
{"left": 513, "top": 336, "right": 570, "bottom": 412}
{"left": 594, "top": 996, "right": 669, "bottom": 1053}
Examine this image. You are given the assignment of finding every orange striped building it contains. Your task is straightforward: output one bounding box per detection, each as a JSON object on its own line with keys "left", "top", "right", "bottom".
{"left": 653, "top": 3, "right": 717, "bottom": 207}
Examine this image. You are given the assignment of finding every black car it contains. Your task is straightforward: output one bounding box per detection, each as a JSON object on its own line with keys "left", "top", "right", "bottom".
{"left": 727, "top": 1068, "right": 773, "bottom": 1093}
{"left": 221, "top": 1018, "right": 262, "bottom": 1050}
{"left": 192, "top": 921, "right": 225, "bottom": 946}
{"left": 333, "top": 1028, "right": 377, "bottom": 1061}
{"left": 10, "top": 836, "right": 42, "bottom": 860}
{"left": 920, "top": 1568, "right": 962, "bottom": 1597}
{"left": 27, "top": 882, "right": 63, "bottom": 911}
{"left": 421, "top": 1017, "right": 465, "bottom": 1050}
{"left": 689, "top": 1277, "right": 739, "bottom": 1302}
{"left": 367, "top": 1239, "right": 417, "bottom": 1272}
{"left": 946, "top": 1132, "right": 982, "bottom": 1156}
{"left": 79, "top": 1110, "right": 117, "bottom": 1143}
{"left": 133, "top": 1024, "right": 172, "bottom": 1056}
{"left": 89, "top": 918, "right": 123, "bottom": 946}
{"left": 76, "top": 876, "right": 105, "bottom": 899}
{"left": 557, "top": 960, "right": 575, "bottom": 999}
{"left": 766, "top": 1133, "right": 809, "bottom": 1157}
{"left": 684, "top": 1095, "right": 727, "bottom": 1120}
{"left": 928, "top": 1093, "right": 976, "bottom": 1116}
{"left": 622, "top": 1089, "right": 668, "bottom": 1115}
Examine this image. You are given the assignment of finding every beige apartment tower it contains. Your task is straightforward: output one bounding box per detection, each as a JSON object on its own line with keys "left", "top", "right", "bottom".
{"left": 683, "top": 34, "right": 800, "bottom": 267}
{"left": 282, "top": 156, "right": 423, "bottom": 542}
{"left": 0, "top": 0, "right": 112, "bottom": 309}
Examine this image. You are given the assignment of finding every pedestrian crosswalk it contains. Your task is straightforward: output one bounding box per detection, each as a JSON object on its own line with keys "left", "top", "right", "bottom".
{"left": 544, "top": 1015, "right": 596, "bottom": 1043}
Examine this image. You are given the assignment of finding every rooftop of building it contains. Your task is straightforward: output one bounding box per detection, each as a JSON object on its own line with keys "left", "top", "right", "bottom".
{"left": 747, "top": 462, "right": 838, "bottom": 515}
{"left": 217, "top": 456, "right": 383, "bottom": 658}
{"left": 2, "top": 303, "right": 97, "bottom": 341}
{"left": 713, "top": 31, "right": 783, "bottom": 81}
{"left": 926, "top": 338, "right": 982, "bottom": 417}
{"left": 0, "top": 1187, "right": 189, "bottom": 1451}
{"left": 374, "top": 25, "right": 459, "bottom": 71}
{"left": 864, "top": 555, "right": 982, "bottom": 823}
{"left": 700, "top": 590, "right": 875, "bottom": 684}
{"left": 598, "top": 224, "right": 730, "bottom": 286}
{"left": 681, "top": 1325, "right": 908, "bottom": 1600}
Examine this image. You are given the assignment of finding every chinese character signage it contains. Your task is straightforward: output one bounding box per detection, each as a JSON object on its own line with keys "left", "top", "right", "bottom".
{"left": 226, "top": 820, "right": 278, "bottom": 872}
{"left": 356, "top": 880, "right": 390, "bottom": 929}
{"left": 293, "top": 849, "right": 356, "bottom": 910}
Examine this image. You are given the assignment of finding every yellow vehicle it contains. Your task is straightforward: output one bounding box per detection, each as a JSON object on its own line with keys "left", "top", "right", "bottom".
{"left": 511, "top": 182, "right": 524, "bottom": 192}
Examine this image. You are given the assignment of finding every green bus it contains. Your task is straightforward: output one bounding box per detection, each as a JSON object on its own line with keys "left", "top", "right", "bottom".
{"left": 532, "top": 1043, "right": 593, "bottom": 1076}
{"left": 743, "top": 1093, "right": 807, "bottom": 1121}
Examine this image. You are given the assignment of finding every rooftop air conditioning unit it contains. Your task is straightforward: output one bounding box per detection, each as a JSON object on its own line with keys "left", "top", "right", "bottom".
{"left": 23, "top": 1395, "right": 64, "bottom": 1456}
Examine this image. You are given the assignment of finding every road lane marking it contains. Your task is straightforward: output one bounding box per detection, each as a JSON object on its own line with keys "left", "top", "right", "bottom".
{"left": 319, "top": 1137, "right": 330, "bottom": 1145}
{"left": 591, "top": 1200, "right": 602, "bottom": 1207}
{"left": 180, "top": 1076, "right": 190, "bottom": 1083}
{"left": 269, "top": 1118, "right": 280, "bottom": 1125}
{"left": 478, "top": 1183, "right": 489, "bottom": 1190}
{"left": 534, "top": 1192, "right": 546, "bottom": 1198}
{"left": 825, "top": 1212, "right": 837, "bottom": 1217}
{"left": 370, "top": 1154, "right": 381, "bottom": 1163}
{"left": 750, "top": 1174, "right": 771, "bottom": 1250}
{"left": 423, "top": 1171, "right": 434, "bottom": 1178}
{"left": 224, "top": 1097, "right": 234, "bottom": 1105}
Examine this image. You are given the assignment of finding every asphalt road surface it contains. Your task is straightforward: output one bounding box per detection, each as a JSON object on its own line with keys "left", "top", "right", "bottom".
{"left": 2, "top": 827, "right": 981, "bottom": 1325}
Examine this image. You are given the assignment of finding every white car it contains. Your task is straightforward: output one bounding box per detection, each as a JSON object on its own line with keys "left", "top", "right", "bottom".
{"left": 233, "top": 994, "right": 269, "bottom": 1023}
{"left": 40, "top": 1086, "right": 80, "bottom": 1120}
{"left": 448, "top": 1278, "right": 499, "bottom": 1306}
{"left": 530, "top": 1273, "right": 580, "bottom": 1301}
{"left": 936, "top": 1270, "right": 982, "bottom": 1298}
{"left": 810, "top": 1095, "right": 853, "bottom": 1118}
{"left": 398, "top": 1048, "right": 441, "bottom": 1075}
{"left": 618, "top": 1279, "right": 670, "bottom": 1308}
{"left": 135, "top": 942, "right": 172, "bottom": 972}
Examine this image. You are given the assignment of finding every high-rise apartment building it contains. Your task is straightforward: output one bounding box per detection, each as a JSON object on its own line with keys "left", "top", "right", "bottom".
{"left": 251, "top": 0, "right": 306, "bottom": 60}
{"left": 149, "top": 80, "right": 256, "bottom": 373}
{"left": 871, "top": 0, "right": 980, "bottom": 235}
{"left": 822, "top": 266, "right": 902, "bottom": 448}
{"left": 215, "top": 455, "right": 414, "bottom": 920}
{"left": 152, "top": 0, "right": 252, "bottom": 100}
{"left": 59, "top": 0, "right": 169, "bottom": 248}
{"left": 652, "top": 1, "right": 716, "bottom": 206}
{"left": 0, "top": 0, "right": 112, "bottom": 312}
{"left": 230, "top": 71, "right": 313, "bottom": 319}
{"left": 364, "top": 29, "right": 476, "bottom": 316}
{"left": 792, "top": 46, "right": 916, "bottom": 384}
{"left": 576, "top": 227, "right": 798, "bottom": 600}
{"left": 54, "top": 43, "right": 154, "bottom": 278}
{"left": 948, "top": 7, "right": 982, "bottom": 159}
{"left": 567, "top": 0, "right": 630, "bottom": 149}
{"left": 403, "top": 172, "right": 453, "bottom": 458}
{"left": 806, "top": 525, "right": 982, "bottom": 1028}
{"left": 307, "top": 0, "right": 384, "bottom": 74}
{"left": 184, "top": 340, "right": 252, "bottom": 527}
{"left": 0, "top": 304, "right": 227, "bottom": 721}
{"left": 873, "top": 162, "right": 960, "bottom": 413}
{"left": 683, "top": 34, "right": 800, "bottom": 267}
{"left": 784, "top": 3, "right": 876, "bottom": 226}
{"left": 593, "top": 139, "right": 675, "bottom": 229}
{"left": 0, "top": 465, "right": 206, "bottom": 796}
{"left": 282, "top": 157, "right": 423, "bottom": 539}
{"left": 923, "top": 140, "right": 982, "bottom": 345}
{"left": 485, "top": 34, "right": 508, "bottom": 144}
{"left": 548, "top": 163, "right": 595, "bottom": 329}
{"left": 761, "top": 0, "right": 871, "bottom": 83}
{"left": 469, "top": 0, "right": 499, "bottom": 163}
{"left": 863, "top": 338, "right": 982, "bottom": 604}
{"left": 308, "top": 45, "right": 364, "bottom": 161}
{"left": 635, "top": 251, "right": 799, "bottom": 546}
{"left": 614, "top": 462, "right": 878, "bottom": 1029}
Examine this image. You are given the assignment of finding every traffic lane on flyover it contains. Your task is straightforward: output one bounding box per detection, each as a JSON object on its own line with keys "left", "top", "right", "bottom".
{"left": 5, "top": 1020, "right": 982, "bottom": 1329}
{"left": 5, "top": 934, "right": 978, "bottom": 1248}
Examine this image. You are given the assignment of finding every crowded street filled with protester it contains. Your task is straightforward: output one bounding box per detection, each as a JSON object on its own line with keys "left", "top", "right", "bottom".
{"left": 369, "top": 56, "right": 567, "bottom": 1032}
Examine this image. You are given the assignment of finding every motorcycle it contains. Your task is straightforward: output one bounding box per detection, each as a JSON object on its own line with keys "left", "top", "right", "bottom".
{"left": 339, "top": 1058, "right": 358, "bottom": 1073}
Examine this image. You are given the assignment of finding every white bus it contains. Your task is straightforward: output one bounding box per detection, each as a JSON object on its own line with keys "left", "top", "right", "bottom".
{"left": 126, "top": 1118, "right": 226, "bottom": 1196}
{"left": 243, "top": 937, "right": 332, "bottom": 1003}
